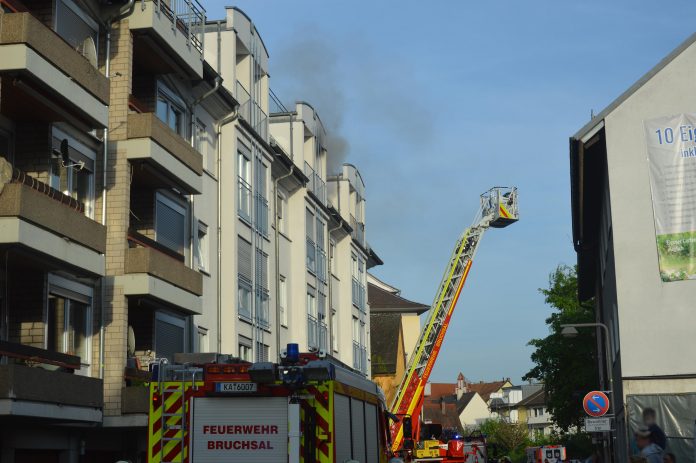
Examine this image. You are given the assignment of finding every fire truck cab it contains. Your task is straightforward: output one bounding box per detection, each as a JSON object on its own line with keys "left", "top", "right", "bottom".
{"left": 147, "top": 344, "right": 395, "bottom": 463}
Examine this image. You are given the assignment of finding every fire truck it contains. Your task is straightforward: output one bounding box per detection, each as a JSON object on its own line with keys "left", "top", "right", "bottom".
{"left": 147, "top": 344, "right": 395, "bottom": 463}
{"left": 389, "top": 187, "right": 519, "bottom": 461}
{"left": 526, "top": 445, "right": 567, "bottom": 463}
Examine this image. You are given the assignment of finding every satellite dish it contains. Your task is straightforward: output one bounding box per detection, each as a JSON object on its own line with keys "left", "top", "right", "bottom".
{"left": 127, "top": 325, "right": 136, "bottom": 357}
{"left": 79, "top": 36, "right": 98, "bottom": 68}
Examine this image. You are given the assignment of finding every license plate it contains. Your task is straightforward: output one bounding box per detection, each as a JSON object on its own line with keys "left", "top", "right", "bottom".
{"left": 215, "top": 382, "right": 257, "bottom": 393}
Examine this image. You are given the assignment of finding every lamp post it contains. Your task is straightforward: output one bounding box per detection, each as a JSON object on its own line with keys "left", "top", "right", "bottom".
{"left": 560, "top": 323, "right": 613, "bottom": 399}
{"left": 561, "top": 323, "right": 614, "bottom": 462}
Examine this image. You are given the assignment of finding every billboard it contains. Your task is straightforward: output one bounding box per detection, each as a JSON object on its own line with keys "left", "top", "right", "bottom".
{"left": 644, "top": 113, "right": 696, "bottom": 281}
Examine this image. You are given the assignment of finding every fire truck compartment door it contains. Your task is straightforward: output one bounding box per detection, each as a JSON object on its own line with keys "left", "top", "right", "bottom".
{"left": 191, "top": 396, "right": 288, "bottom": 463}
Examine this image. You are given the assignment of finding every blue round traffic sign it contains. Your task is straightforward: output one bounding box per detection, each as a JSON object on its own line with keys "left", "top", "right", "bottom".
{"left": 583, "top": 391, "right": 610, "bottom": 417}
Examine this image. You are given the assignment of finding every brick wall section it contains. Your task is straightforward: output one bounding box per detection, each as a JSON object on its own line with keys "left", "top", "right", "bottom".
{"left": 101, "top": 19, "right": 133, "bottom": 416}
{"left": 26, "top": 0, "right": 52, "bottom": 27}
{"left": 6, "top": 262, "right": 45, "bottom": 348}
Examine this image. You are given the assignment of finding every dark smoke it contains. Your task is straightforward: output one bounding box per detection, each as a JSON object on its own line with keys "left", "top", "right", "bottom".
{"left": 272, "top": 35, "right": 349, "bottom": 175}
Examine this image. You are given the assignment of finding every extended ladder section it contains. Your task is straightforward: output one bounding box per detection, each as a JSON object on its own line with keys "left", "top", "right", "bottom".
{"left": 389, "top": 187, "right": 518, "bottom": 453}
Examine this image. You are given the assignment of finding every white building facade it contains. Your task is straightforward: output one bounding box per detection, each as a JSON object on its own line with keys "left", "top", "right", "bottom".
{"left": 570, "top": 32, "right": 696, "bottom": 463}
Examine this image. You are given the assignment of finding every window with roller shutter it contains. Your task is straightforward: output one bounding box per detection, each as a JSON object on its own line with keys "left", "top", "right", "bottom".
{"left": 238, "top": 237, "right": 253, "bottom": 320}
{"left": 155, "top": 192, "right": 187, "bottom": 256}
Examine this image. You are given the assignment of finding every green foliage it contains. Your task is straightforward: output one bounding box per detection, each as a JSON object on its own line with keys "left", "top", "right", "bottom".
{"left": 480, "top": 419, "right": 530, "bottom": 463}
{"left": 523, "top": 265, "right": 599, "bottom": 431}
{"left": 479, "top": 418, "right": 593, "bottom": 463}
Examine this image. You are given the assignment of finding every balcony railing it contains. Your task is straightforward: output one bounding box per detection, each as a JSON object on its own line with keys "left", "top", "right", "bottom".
{"left": 255, "top": 288, "right": 270, "bottom": 329}
{"left": 145, "top": 0, "right": 206, "bottom": 54}
{"left": 238, "top": 176, "right": 251, "bottom": 222}
{"left": 254, "top": 193, "right": 269, "bottom": 237}
{"left": 352, "top": 277, "right": 366, "bottom": 313}
{"left": 269, "top": 88, "right": 290, "bottom": 114}
{"left": 304, "top": 161, "right": 326, "bottom": 205}
{"left": 350, "top": 214, "right": 365, "bottom": 245}
{"left": 236, "top": 81, "right": 268, "bottom": 141}
{"left": 308, "top": 315, "right": 328, "bottom": 351}
{"left": 353, "top": 341, "right": 367, "bottom": 374}
{"left": 316, "top": 248, "right": 327, "bottom": 283}
{"left": 306, "top": 237, "right": 316, "bottom": 273}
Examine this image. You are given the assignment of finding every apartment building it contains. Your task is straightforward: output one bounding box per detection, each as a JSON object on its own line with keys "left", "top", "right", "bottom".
{"left": 269, "top": 102, "right": 382, "bottom": 376}
{"left": 0, "top": 0, "right": 237, "bottom": 460}
{"left": 0, "top": 2, "right": 381, "bottom": 461}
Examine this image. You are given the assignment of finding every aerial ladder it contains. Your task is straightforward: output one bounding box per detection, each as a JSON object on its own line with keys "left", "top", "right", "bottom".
{"left": 389, "top": 187, "right": 519, "bottom": 458}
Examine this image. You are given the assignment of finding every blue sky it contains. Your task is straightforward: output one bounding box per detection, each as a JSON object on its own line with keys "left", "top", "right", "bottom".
{"left": 204, "top": 0, "right": 696, "bottom": 383}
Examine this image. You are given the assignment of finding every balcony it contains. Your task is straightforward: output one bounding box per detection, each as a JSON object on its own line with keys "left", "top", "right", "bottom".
{"left": 353, "top": 341, "right": 367, "bottom": 375}
{"left": 352, "top": 277, "right": 366, "bottom": 313}
{"left": 308, "top": 315, "right": 328, "bottom": 351}
{"left": 237, "top": 81, "right": 268, "bottom": 141}
{"left": 124, "top": 112, "right": 203, "bottom": 194}
{"left": 0, "top": 13, "right": 109, "bottom": 127}
{"left": 129, "top": 0, "right": 205, "bottom": 79}
{"left": 350, "top": 214, "right": 365, "bottom": 246}
{"left": 254, "top": 193, "right": 269, "bottom": 237}
{"left": 304, "top": 161, "right": 327, "bottom": 205}
{"left": 0, "top": 175, "right": 106, "bottom": 275}
{"left": 0, "top": 341, "right": 103, "bottom": 422}
{"left": 119, "top": 231, "right": 202, "bottom": 314}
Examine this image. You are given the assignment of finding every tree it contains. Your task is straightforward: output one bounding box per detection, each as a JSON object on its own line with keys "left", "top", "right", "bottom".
{"left": 480, "top": 419, "right": 530, "bottom": 462}
{"left": 523, "top": 265, "right": 599, "bottom": 431}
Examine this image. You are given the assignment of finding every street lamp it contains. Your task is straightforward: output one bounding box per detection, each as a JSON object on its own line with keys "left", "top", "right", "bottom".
{"left": 560, "top": 323, "right": 613, "bottom": 399}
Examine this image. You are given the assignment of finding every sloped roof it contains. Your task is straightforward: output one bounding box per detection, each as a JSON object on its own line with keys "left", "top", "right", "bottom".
{"left": 370, "top": 313, "right": 402, "bottom": 375}
{"left": 422, "top": 396, "right": 463, "bottom": 431}
{"left": 368, "top": 283, "right": 429, "bottom": 314}
{"left": 467, "top": 381, "right": 509, "bottom": 402}
{"left": 516, "top": 388, "right": 546, "bottom": 407}
{"left": 428, "top": 383, "right": 457, "bottom": 400}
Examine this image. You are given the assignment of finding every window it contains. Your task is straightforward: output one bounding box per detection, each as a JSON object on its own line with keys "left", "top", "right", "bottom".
{"left": 254, "top": 159, "right": 269, "bottom": 236}
{"left": 318, "top": 291, "right": 327, "bottom": 350}
{"left": 154, "top": 311, "right": 188, "bottom": 362}
{"left": 50, "top": 126, "right": 96, "bottom": 218}
{"left": 331, "top": 309, "right": 338, "bottom": 353}
{"left": 195, "top": 221, "right": 209, "bottom": 273}
{"left": 256, "top": 342, "right": 269, "bottom": 362}
{"left": 238, "top": 237, "right": 252, "bottom": 320}
{"left": 194, "top": 119, "right": 208, "bottom": 170}
{"left": 307, "top": 287, "right": 317, "bottom": 349}
{"left": 316, "top": 218, "right": 327, "bottom": 282}
{"left": 47, "top": 274, "right": 92, "bottom": 373}
{"left": 237, "top": 147, "right": 251, "bottom": 222}
{"left": 155, "top": 192, "right": 188, "bottom": 256}
{"left": 156, "top": 83, "right": 187, "bottom": 137}
{"left": 197, "top": 326, "right": 208, "bottom": 353}
{"left": 306, "top": 209, "right": 316, "bottom": 273}
{"left": 238, "top": 335, "right": 252, "bottom": 361}
{"left": 330, "top": 240, "right": 337, "bottom": 275}
{"left": 279, "top": 275, "right": 287, "bottom": 327}
{"left": 277, "top": 191, "right": 287, "bottom": 234}
{"left": 255, "top": 249, "right": 269, "bottom": 328}
{"left": 238, "top": 278, "right": 252, "bottom": 320}
{"left": 54, "top": 0, "right": 98, "bottom": 58}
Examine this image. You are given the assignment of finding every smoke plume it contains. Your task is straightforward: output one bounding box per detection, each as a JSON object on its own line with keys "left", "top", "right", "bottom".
{"left": 272, "top": 34, "right": 349, "bottom": 175}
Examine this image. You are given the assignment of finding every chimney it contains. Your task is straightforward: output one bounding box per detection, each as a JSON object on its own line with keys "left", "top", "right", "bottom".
{"left": 425, "top": 383, "right": 431, "bottom": 397}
